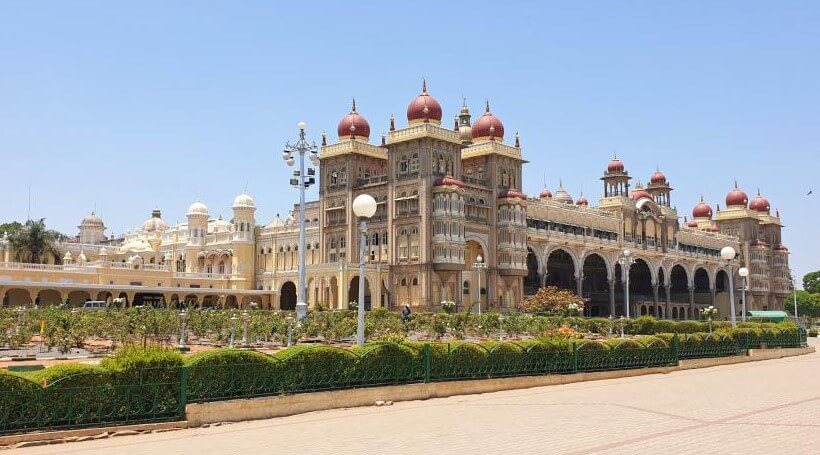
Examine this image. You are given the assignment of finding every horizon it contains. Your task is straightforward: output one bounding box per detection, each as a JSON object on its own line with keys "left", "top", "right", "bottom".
{"left": 0, "top": 1, "right": 818, "bottom": 283}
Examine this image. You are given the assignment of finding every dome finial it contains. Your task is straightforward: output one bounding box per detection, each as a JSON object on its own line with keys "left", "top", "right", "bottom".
{"left": 351, "top": 97, "right": 357, "bottom": 113}
{"left": 514, "top": 132, "right": 520, "bottom": 148}
{"left": 734, "top": 179, "right": 739, "bottom": 188}
{"left": 421, "top": 78, "right": 427, "bottom": 94}
{"left": 462, "top": 96, "right": 467, "bottom": 107}
{"left": 321, "top": 131, "right": 327, "bottom": 146}
{"left": 381, "top": 132, "right": 386, "bottom": 146}
{"left": 389, "top": 114, "right": 396, "bottom": 131}
{"left": 485, "top": 100, "right": 491, "bottom": 113}
{"left": 757, "top": 187, "right": 761, "bottom": 196}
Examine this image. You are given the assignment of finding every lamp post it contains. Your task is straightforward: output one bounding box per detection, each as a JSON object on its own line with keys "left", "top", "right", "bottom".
{"left": 790, "top": 268, "right": 799, "bottom": 324}
{"left": 178, "top": 310, "right": 189, "bottom": 351}
{"left": 474, "top": 255, "right": 487, "bottom": 315}
{"left": 241, "top": 310, "right": 250, "bottom": 347}
{"left": 738, "top": 267, "right": 749, "bottom": 322}
{"left": 285, "top": 315, "right": 294, "bottom": 347}
{"left": 282, "top": 121, "right": 320, "bottom": 321}
{"left": 498, "top": 315, "right": 505, "bottom": 342}
{"left": 352, "top": 194, "right": 377, "bottom": 346}
{"left": 229, "top": 315, "right": 238, "bottom": 348}
{"left": 720, "top": 246, "right": 738, "bottom": 327}
{"left": 618, "top": 250, "right": 635, "bottom": 318}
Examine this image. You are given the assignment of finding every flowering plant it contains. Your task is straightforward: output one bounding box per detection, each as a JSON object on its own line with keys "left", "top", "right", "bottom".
{"left": 522, "top": 286, "right": 585, "bottom": 315}
{"left": 700, "top": 306, "right": 719, "bottom": 319}
{"left": 440, "top": 300, "right": 457, "bottom": 314}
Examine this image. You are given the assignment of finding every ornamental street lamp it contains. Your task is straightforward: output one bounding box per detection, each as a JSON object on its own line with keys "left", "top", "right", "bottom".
{"left": 738, "top": 267, "right": 749, "bottom": 322}
{"left": 618, "top": 250, "right": 635, "bottom": 318}
{"left": 282, "top": 121, "right": 320, "bottom": 321}
{"left": 352, "top": 194, "right": 377, "bottom": 346}
{"left": 178, "top": 310, "right": 189, "bottom": 351}
{"left": 790, "top": 268, "right": 799, "bottom": 325}
{"left": 720, "top": 246, "right": 738, "bottom": 327}
{"left": 474, "top": 255, "right": 487, "bottom": 315}
{"left": 241, "top": 310, "right": 250, "bottom": 347}
{"left": 229, "top": 315, "right": 238, "bottom": 348}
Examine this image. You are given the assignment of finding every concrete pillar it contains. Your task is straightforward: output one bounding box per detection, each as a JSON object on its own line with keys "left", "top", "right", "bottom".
{"left": 59, "top": 290, "right": 71, "bottom": 306}
{"left": 688, "top": 286, "right": 695, "bottom": 319}
{"left": 665, "top": 285, "right": 671, "bottom": 320}
{"left": 608, "top": 279, "right": 616, "bottom": 317}
{"left": 126, "top": 292, "right": 136, "bottom": 307}
{"left": 163, "top": 293, "right": 174, "bottom": 308}
{"left": 652, "top": 282, "right": 659, "bottom": 317}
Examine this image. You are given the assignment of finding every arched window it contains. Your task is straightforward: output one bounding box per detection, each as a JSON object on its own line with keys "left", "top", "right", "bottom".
{"left": 410, "top": 153, "right": 419, "bottom": 173}
{"left": 399, "top": 155, "right": 409, "bottom": 174}
{"left": 340, "top": 236, "right": 346, "bottom": 248}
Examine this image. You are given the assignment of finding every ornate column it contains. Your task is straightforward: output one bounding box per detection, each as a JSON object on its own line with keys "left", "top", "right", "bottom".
{"left": 664, "top": 284, "right": 672, "bottom": 320}
{"left": 688, "top": 285, "right": 695, "bottom": 319}
{"left": 652, "top": 282, "right": 659, "bottom": 317}
{"left": 608, "top": 279, "right": 616, "bottom": 317}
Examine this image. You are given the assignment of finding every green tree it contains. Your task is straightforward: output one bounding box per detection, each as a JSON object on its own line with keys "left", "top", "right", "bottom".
{"left": 0, "top": 221, "right": 23, "bottom": 236}
{"left": 802, "top": 271, "right": 820, "bottom": 295}
{"left": 8, "top": 218, "right": 65, "bottom": 264}
{"left": 784, "top": 290, "right": 820, "bottom": 319}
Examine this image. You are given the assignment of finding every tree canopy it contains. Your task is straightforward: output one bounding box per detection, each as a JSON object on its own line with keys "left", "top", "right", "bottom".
{"left": 8, "top": 218, "right": 66, "bottom": 264}
{"left": 803, "top": 271, "right": 820, "bottom": 294}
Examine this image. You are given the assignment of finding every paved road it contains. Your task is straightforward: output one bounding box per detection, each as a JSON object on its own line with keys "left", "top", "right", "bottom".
{"left": 13, "top": 341, "right": 820, "bottom": 455}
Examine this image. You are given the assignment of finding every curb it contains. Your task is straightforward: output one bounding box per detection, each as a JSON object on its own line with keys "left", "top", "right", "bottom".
{"left": 0, "top": 421, "right": 188, "bottom": 449}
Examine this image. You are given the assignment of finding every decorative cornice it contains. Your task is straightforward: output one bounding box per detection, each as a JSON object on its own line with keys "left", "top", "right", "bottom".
{"left": 320, "top": 139, "right": 387, "bottom": 160}
{"left": 387, "top": 123, "right": 462, "bottom": 145}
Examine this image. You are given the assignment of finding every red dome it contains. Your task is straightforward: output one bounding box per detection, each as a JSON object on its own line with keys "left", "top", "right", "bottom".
{"left": 337, "top": 99, "right": 370, "bottom": 140}
{"left": 607, "top": 157, "right": 625, "bottom": 173}
{"left": 629, "top": 188, "right": 653, "bottom": 201}
{"left": 539, "top": 188, "right": 553, "bottom": 199}
{"left": 749, "top": 191, "right": 770, "bottom": 213}
{"left": 406, "top": 81, "right": 442, "bottom": 124}
{"left": 692, "top": 198, "right": 713, "bottom": 218}
{"left": 774, "top": 244, "right": 789, "bottom": 252}
{"left": 650, "top": 170, "right": 666, "bottom": 184}
{"left": 725, "top": 183, "right": 749, "bottom": 207}
{"left": 433, "top": 176, "right": 465, "bottom": 189}
{"left": 472, "top": 101, "right": 505, "bottom": 141}
{"left": 498, "top": 189, "right": 526, "bottom": 200}
{"left": 575, "top": 196, "right": 589, "bottom": 206}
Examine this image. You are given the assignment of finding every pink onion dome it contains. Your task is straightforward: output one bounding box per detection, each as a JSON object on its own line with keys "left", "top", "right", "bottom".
{"left": 607, "top": 156, "right": 625, "bottom": 173}
{"left": 539, "top": 188, "right": 553, "bottom": 199}
{"left": 575, "top": 195, "right": 589, "bottom": 206}
{"left": 406, "top": 80, "right": 442, "bottom": 125}
{"left": 498, "top": 188, "right": 527, "bottom": 200}
{"left": 749, "top": 190, "right": 770, "bottom": 213}
{"left": 337, "top": 98, "right": 370, "bottom": 140}
{"left": 433, "top": 176, "right": 465, "bottom": 189}
{"left": 629, "top": 187, "right": 653, "bottom": 201}
{"left": 471, "top": 101, "right": 505, "bottom": 142}
{"left": 650, "top": 169, "right": 666, "bottom": 184}
{"left": 725, "top": 181, "right": 749, "bottom": 208}
{"left": 692, "top": 197, "right": 713, "bottom": 218}
{"left": 774, "top": 244, "right": 789, "bottom": 252}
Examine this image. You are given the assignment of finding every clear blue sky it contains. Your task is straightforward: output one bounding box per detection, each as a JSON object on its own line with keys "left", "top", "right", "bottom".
{"left": 1, "top": 1, "right": 818, "bottom": 283}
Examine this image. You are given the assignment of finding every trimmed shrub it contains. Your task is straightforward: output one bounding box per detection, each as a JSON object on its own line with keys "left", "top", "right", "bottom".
{"left": 185, "top": 349, "right": 280, "bottom": 402}
{"left": 350, "top": 342, "right": 419, "bottom": 384}
{"left": 0, "top": 371, "right": 41, "bottom": 433}
{"left": 576, "top": 340, "right": 607, "bottom": 351}
{"left": 442, "top": 342, "right": 490, "bottom": 378}
{"left": 809, "top": 329, "right": 818, "bottom": 338}
{"left": 274, "top": 345, "right": 358, "bottom": 392}
{"left": 652, "top": 319, "right": 678, "bottom": 334}
{"left": 627, "top": 316, "right": 658, "bottom": 335}
{"left": 675, "top": 321, "right": 705, "bottom": 334}
{"left": 101, "top": 345, "right": 183, "bottom": 383}
{"left": 604, "top": 338, "right": 642, "bottom": 350}
{"left": 635, "top": 335, "right": 669, "bottom": 349}
{"left": 481, "top": 341, "right": 526, "bottom": 376}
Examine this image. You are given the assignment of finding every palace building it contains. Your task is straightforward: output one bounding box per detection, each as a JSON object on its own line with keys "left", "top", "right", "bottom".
{"left": 0, "top": 83, "right": 791, "bottom": 318}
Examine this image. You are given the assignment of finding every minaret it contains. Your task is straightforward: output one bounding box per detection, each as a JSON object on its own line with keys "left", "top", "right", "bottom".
{"left": 186, "top": 201, "right": 209, "bottom": 247}
{"left": 457, "top": 98, "right": 472, "bottom": 143}
{"left": 232, "top": 194, "right": 256, "bottom": 242}
{"left": 601, "top": 154, "right": 631, "bottom": 198}
{"left": 646, "top": 167, "right": 672, "bottom": 207}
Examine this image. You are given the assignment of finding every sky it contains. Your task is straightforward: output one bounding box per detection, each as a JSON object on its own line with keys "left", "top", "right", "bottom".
{"left": 0, "top": 1, "right": 818, "bottom": 284}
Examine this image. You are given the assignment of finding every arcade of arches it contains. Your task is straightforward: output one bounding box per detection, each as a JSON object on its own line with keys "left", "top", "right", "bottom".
{"left": 525, "top": 248, "right": 736, "bottom": 320}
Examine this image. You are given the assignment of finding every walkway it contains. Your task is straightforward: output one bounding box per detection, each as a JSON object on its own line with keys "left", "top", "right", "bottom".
{"left": 13, "top": 340, "right": 820, "bottom": 454}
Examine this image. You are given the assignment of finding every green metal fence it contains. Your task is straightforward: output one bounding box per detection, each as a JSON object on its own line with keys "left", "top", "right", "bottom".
{"left": 0, "top": 367, "right": 181, "bottom": 435}
{"left": 0, "top": 331, "right": 809, "bottom": 436}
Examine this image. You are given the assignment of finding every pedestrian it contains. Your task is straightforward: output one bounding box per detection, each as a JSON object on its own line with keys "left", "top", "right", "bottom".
{"left": 401, "top": 304, "right": 412, "bottom": 323}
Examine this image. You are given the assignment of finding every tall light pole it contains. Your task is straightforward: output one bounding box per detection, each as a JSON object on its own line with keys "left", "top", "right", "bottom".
{"left": 474, "top": 254, "right": 486, "bottom": 315}
{"left": 282, "top": 122, "right": 319, "bottom": 320}
{"left": 352, "top": 194, "right": 377, "bottom": 346}
{"left": 738, "top": 267, "right": 749, "bottom": 322}
{"left": 720, "top": 246, "right": 738, "bottom": 327}
{"left": 790, "top": 268, "right": 799, "bottom": 324}
{"left": 618, "top": 250, "right": 635, "bottom": 318}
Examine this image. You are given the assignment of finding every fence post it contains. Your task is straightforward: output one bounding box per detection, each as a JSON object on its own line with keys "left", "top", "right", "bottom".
{"left": 423, "top": 343, "right": 431, "bottom": 383}
{"left": 672, "top": 333, "right": 680, "bottom": 365}
{"left": 178, "top": 366, "right": 189, "bottom": 420}
{"left": 571, "top": 341, "right": 578, "bottom": 374}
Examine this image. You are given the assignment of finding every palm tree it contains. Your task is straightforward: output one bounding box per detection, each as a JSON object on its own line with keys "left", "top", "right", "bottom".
{"left": 9, "top": 218, "right": 65, "bottom": 264}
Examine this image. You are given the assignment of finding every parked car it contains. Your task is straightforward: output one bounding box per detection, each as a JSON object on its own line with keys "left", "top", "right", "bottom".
{"left": 79, "top": 300, "right": 107, "bottom": 310}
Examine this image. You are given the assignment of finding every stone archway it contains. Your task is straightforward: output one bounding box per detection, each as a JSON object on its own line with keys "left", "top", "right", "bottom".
{"left": 36, "top": 289, "right": 62, "bottom": 306}
{"left": 280, "top": 281, "right": 297, "bottom": 310}
{"left": 348, "top": 276, "right": 371, "bottom": 310}
{"left": 5, "top": 288, "right": 33, "bottom": 307}
{"left": 67, "top": 290, "right": 92, "bottom": 307}
{"left": 545, "top": 249, "right": 576, "bottom": 292}
{"left": 582, "top": 254, "right": 610, "bottom": 317}
{"left": 524, "top": 247, "right": 540, "bottom": 296}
